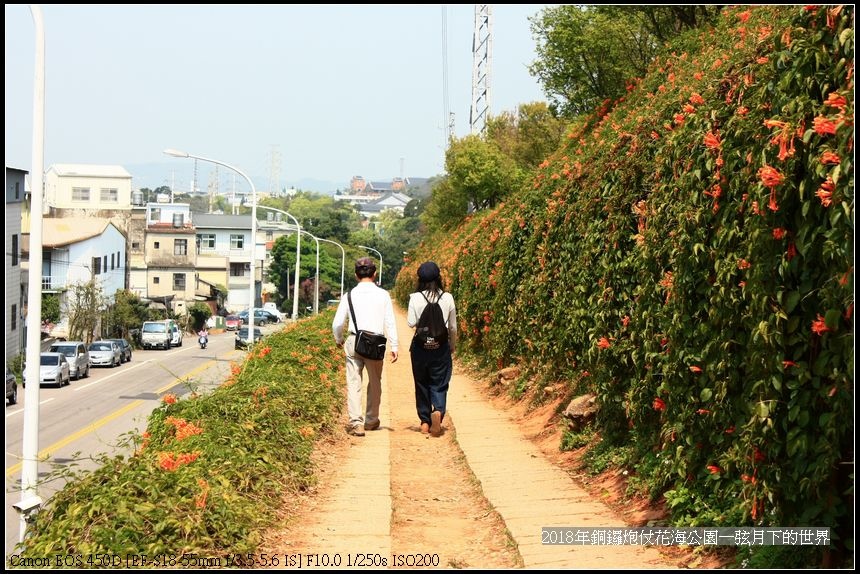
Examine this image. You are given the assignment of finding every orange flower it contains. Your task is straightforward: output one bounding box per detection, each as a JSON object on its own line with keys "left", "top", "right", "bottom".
{"left": 737, "top": 259, "right": 751, "bottom": 270}
{"left": 689, "top": 365, "right": 703, "bottom": 373}
{"left": 597, "top": 337, "right": 611, "bottom": 349}
{"left": 782, "top": 360, "right": 797, "bottom": 368}
{"left": 811, "top": 314, "right": 830, "bottom": 335}
{"left": 772, "top": 228, "right": 786, "bottom": 240}
{"left": 825, "top": 92, "right": 847, "bottom": 110}
{"left": 653, "top": 397, "right": 666, "bottom": 411}
{"left": 820, "top": 151, "right": 841, "bottom": 165}
{"left": 707, "top": 465, "right": 721, "bottom": 474}
{"left": 786, "top": 242, "right": 797, "bottom": 260}
{"left": 195, "top": 478, "right": 209, "bottom": 509}
{"left": 696, "top": 409, "right": 711, "bottom": 415}
{"left": 162, "top": 394, "right": 178, "bottom": 405}
{"left": 703, "top": 132, "right": 722, "bottom": 149}
{"left": 816, "top": 177, "right": 835, "bottom": 207}
{"left": 758, "top": 165, "right": 784, "bottom": 188}
{"left": 813, "top": 115, "right": 838, "bottom": 136}
{"left": 756, "top": 56, "right": 769, "bottom": 64}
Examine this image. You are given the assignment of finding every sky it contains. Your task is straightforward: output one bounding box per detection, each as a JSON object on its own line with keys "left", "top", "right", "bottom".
{"left": 5, "top": 4, "right": 551, "bottom": 193}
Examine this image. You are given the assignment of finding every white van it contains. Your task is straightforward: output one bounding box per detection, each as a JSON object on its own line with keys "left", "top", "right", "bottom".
{"left": 141, "top": 320, "right": 174, "bottom": 350}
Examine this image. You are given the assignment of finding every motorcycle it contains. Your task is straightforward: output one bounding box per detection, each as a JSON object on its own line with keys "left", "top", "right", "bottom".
{"left": 198, "top": 335, "right": 208, "bottom": 349}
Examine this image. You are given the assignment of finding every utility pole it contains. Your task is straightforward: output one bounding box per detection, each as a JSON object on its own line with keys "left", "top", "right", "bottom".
{"left": 470, "top": 4, "right": 492, "bottom": 135}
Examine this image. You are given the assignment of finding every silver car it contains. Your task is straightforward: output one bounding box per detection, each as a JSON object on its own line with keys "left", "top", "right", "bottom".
{"left": 23, "top": 352, "right": 71, "bottom": 387}
{"left": 49, "top": 341, "right": 90, "bottom": 380}
{"left": 88, "top": 341, "right": 122, "bottom": 368}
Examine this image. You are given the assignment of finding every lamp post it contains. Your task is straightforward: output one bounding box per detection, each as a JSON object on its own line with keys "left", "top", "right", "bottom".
{"left": 256, "top": 205, "right": 309, "bottom": 316}
{"left": 317, "top": 237, "right": 345, "bottom": 299}
{"left": 164, "top": 149, "right": 258, "bottom": 330}
{"left": 358, "top": 245, "right": 383, "bottom": 286}
{"left": 19, "top": 4, "right": 46, "bottom": 543}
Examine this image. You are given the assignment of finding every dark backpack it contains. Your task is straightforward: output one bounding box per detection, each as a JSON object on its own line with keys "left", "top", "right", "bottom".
{"left": 415, "top": 291, "right": 448, "bottom": 350}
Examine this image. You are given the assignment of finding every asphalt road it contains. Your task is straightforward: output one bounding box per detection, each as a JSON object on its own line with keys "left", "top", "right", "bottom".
{"left": 4, "top": 325, "right": 279, "bottom": 556}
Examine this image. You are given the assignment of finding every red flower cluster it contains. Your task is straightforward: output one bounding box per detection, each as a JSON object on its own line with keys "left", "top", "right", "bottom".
{"left": 157, "top": 450, "right": 201, "bottom": 472}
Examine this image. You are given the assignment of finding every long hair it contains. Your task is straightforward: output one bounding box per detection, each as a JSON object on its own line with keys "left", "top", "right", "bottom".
{"left": 416, "top": 277, "right": 444, "bottom": 297}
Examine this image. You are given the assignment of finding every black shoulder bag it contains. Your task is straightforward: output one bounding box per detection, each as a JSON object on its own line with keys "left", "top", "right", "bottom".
{"left": 347, "top": 290, "right": 387, "bottom": 360}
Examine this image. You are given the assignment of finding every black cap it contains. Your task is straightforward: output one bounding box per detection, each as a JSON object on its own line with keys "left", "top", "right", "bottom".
{"left": 417, "top": 261, "right": 440, "bottom": 282}
{"left": 355, "top": 257, "right": 376, "bottom": 273}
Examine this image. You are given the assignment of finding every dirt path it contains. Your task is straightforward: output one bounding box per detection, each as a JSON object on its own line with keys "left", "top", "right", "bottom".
{"left": 261, "top": 307, "right": 717, "bottom": 569}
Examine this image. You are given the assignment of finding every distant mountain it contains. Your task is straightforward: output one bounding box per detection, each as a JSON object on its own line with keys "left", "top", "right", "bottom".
{"left": 124, "top": 162, "right": 344, "bottom": 195}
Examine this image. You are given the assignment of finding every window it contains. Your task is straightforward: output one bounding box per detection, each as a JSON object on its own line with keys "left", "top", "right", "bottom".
{"left": 72, "top": 187, "right": 90, "bottom": 201}
{"left": 100, "top": 188, "right": 118, "bottom": 202}
{"left": 154, "top": 241, "right": 160, "bottom": 249}
{"left": 12, "top": 235, "right": 18, "bottom": 266}
{"left": 173, "top": 273, "right": 186, "bottom": 290}
{"left": 230, "top": 262, "right": 246, "bottom": 277}
{"left": 230, "top": 234, "right": 244, "bottom": 250}
{"left": 174, "top": 239, "right": 188, "bottom": 256}
{"left": 103, "top": 255, "right": 108, "bottom": 272}
{"left": 132, "top": 241, "right": 140, "bottom": 250}
{"left": 92, "top": 256, "right": 102, "bottom": 275}
{"left": 15, "top": 181, "right": 20, "bottom": 200}
{"left": 198, "top": 233, "right": 215, "bottom": 250}
{"left": 111, "top": 253, "right": 115, "bottom": 270}
{"left": 150, "top": 207, "right": 161, "bottom": 222}
{"left": 11, "top": 304, "right": 17, "bottom": 331}
{"left": 117, "top": 251, "right": 121, "bottom": 268}
{"left": 266, "top": 231, "right": 273, "bottom": 241}
{"left": 153, "top": 276, "right": 160, "bottom": 284}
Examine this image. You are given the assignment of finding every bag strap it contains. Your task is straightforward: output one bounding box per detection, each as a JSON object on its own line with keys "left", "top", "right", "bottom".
{"left": 419, "top": 289, "right": 443, "bottom": 304}
{"left": 347, "top": 289, "right": 361, "bottom": 333}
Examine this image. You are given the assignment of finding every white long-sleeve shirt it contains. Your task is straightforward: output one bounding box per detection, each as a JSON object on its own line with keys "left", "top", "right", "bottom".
{"left": 332, "top": 281, "right": 399, "bottom": 351}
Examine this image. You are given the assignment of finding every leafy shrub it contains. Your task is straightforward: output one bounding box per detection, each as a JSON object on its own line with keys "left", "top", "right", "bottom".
{"left": 14, "top": 311, "right": 344, "bottom": 558}
{"left": 394, "top": 4, "right": 854, "bottom": 541}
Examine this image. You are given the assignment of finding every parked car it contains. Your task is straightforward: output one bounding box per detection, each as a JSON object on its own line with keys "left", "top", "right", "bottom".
{"left": 141, "top": 320, "right": 174, "bottom": 350}
{"left": 262, "top": 302, "right": 286, "bottom": 322}
{"left": 6, "top": 366, "right": 17, "bottom": 405}
{"left": 224, "top": 315, "right": 241, "bottom": 331}
{"left": 24, "top": 352, "right": 71, "bottom": 387}
{"left": 238, "top": 309, "right": 277, "bottom": 326}
{"left": 88, "top": 340, "right": 122, "bottom": 368}
{"left": 49, "top": 341, "right": 90, "bottom": 380}
{"left": 169, "top": 323, "right": 183, "bottom": 347}
{"left": 235, "top": 326, "right": 263, "bottom": 349}
{"left": 106, "top": 338, "right": 132, "bottom": 363}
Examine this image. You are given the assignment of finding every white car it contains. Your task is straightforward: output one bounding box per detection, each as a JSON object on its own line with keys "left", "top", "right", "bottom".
{"left": 88, "top": 340, "right": 122, "bottom": 368}
{"left": 24, "top": 352, "right": 71, "bottom": 387}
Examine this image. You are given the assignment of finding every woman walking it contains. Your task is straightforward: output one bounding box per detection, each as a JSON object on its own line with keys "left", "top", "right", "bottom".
{"left": 407, "top": 261, "right": 457, "bottom": 437}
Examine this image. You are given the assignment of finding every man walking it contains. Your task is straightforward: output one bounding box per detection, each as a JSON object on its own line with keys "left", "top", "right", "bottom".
{"left": 332, "top": 257, "right": 399, "bottom": 436}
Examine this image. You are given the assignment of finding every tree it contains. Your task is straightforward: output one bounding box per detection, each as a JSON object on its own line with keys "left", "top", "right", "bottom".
{"left": 445, "top": 135, "right": 524, "bottom": 211}
{"left": 421, "top": 176, "right": 469, "bottom": 233}
{"left": 529, "top": 5, "right": 723, "bottom": 118}
{"left": 102, "top": 289, "right": 150, "bottom": 340}
{"left": 66, "top": 280, "right": 106, "bottom": 344}
{"left": 485, "top": 101, "right": 568, "bottom": 169}
{"left": 42, "top": 293, "right": 60, "bottom": 324}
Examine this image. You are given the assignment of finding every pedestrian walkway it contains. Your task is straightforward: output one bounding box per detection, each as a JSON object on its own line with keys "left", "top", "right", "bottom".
{"left": 275, "top": 307, "right": 676, "bottom": 568}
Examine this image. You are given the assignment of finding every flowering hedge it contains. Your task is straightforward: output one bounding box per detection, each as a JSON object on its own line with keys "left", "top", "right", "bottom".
{"left": 394, "top": 5, "right": 853, "bottom": 532}
{"left": 17, "top": 312, "right": 344, "bottom": 559}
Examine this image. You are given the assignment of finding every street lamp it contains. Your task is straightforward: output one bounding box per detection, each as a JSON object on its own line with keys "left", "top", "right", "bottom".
{"left": 164, "top": 149, "right": 258, "bottom": 330}
{"left": 19, "top": 4, "right": 46, "bottom": 543}
{"left": 256, "top": 205, "right": 306, "bottom": 317}
{"left": 358, "top": 245, "right": 383, "bottom": 286}
{"left": 317, "top": 237, "right": 345, "bottom": 299}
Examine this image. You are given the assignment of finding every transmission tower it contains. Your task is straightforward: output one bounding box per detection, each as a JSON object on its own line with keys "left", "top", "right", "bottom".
{"left": 207, "top": 165, "right": 220, "bottom": 213}
{"left": 470, "top": 4, "right": 492, "bottom": 135}
{"left": 268, "top": 145, "right": 282, "bottom": 196}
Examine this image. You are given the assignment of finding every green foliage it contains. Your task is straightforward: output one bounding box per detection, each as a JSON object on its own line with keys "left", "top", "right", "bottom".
{"left": 560, "top": 427, "right": 595, "bottom": 451}
{"left": 187, "top": 302, "right": 212, "bottom": 331}
{"left": 396, "top": 5, "right": 854, "bottom": 539}
{"left": 529, "top": 5, "right": 722, "bottom": 118}
{"left": 41, "top": 293, "right": 61, "bottom": 324}
{"left": 102, "top": 289, "right": 150, "bottom": 340}
{"left": 486, "top": 101, "right": 568, "bottom": 170}
{"left": 14, "top": 312, "right": 344, "bottom": 558}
